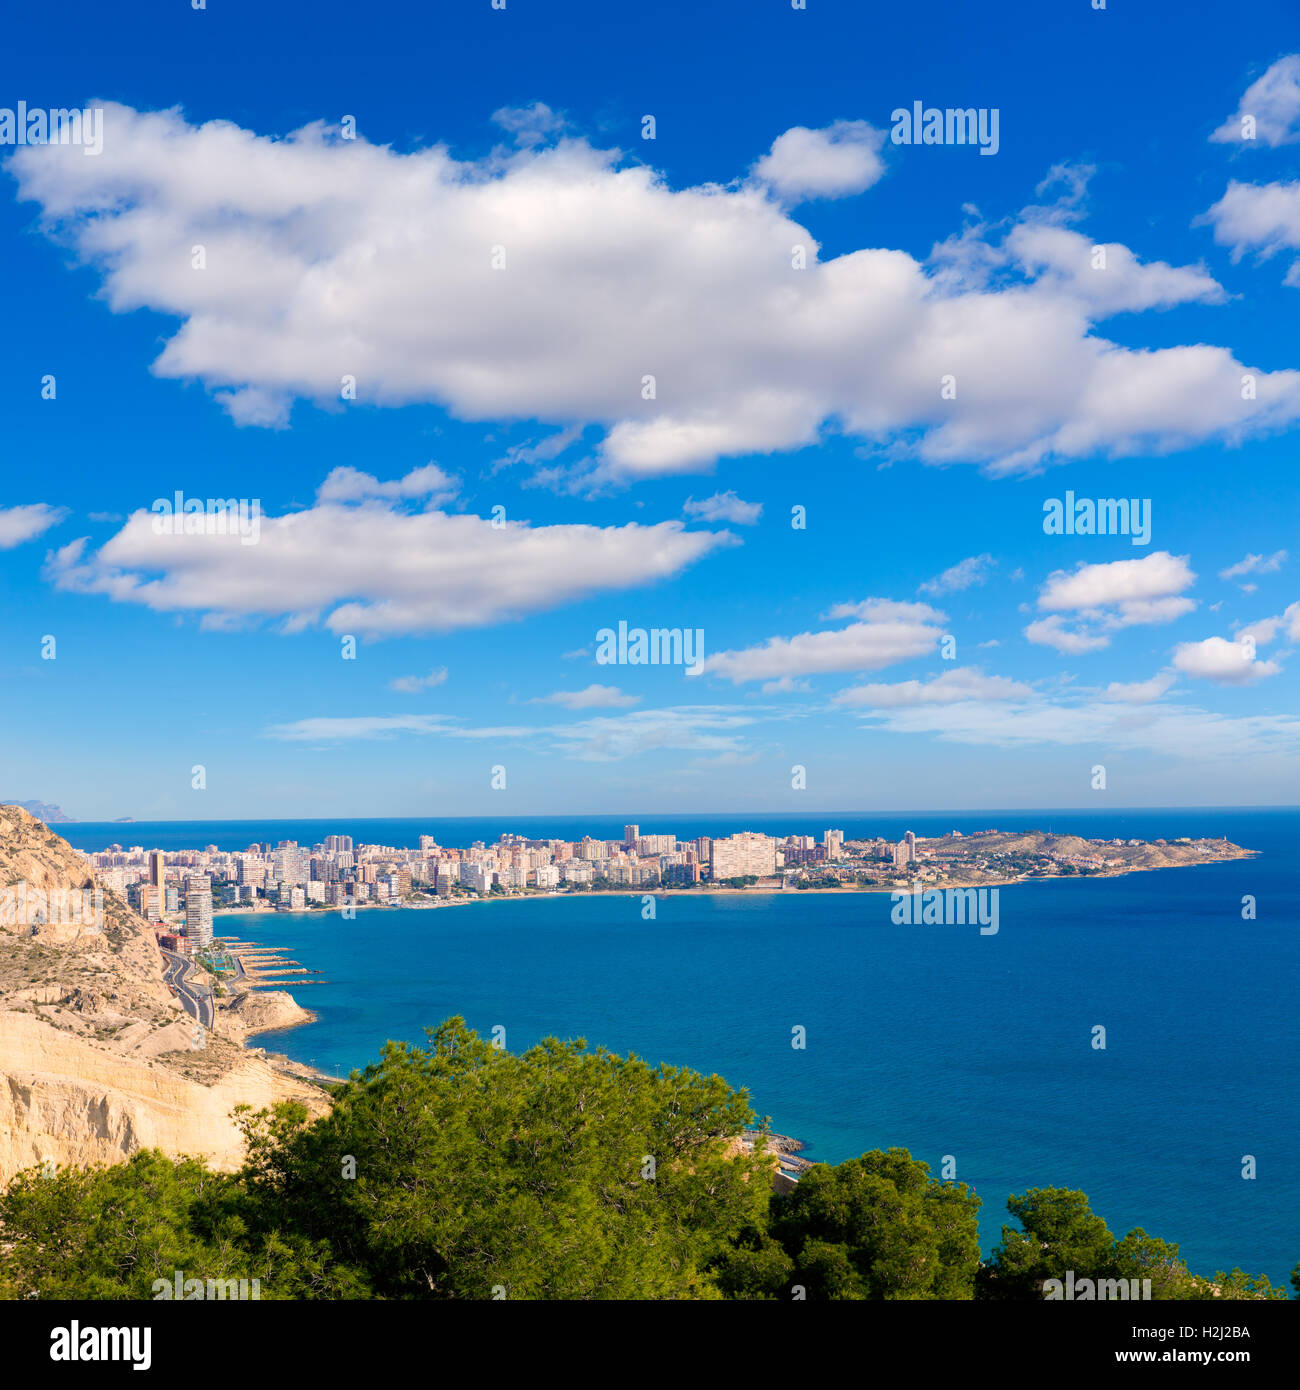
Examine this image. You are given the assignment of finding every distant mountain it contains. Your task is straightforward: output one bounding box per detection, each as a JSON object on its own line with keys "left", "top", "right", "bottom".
{"left": 0, "top": 799, "right": 73, "bottom": 823}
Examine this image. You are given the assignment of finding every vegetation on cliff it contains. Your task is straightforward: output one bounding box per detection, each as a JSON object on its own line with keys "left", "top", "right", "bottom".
{"left": 1, "top": 1017, "right": 1294, "bottom": 1301}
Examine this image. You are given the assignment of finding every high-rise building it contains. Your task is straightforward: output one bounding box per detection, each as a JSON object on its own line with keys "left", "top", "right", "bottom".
{"left": 324, "top": 835, "right": 353, "bottom": 853}
{"left": 892, "top": 832, "right": 918, "bottom": 870}
{"left": 148, "top": 850, "right": 166, "bottom": 895}
{"left": 272, "top": 843, "right": 309, "bottom": 885}
{"left": 824, "top": 829, "right": 845, "bottom": 860}
{"left": 710, "top": 832, "right": 777, "bottom": 880}
{"left": 624, "top": 824, "right": 639, "bottom": 846}
{"left": 184, "top": 874, "right": 213, "bottom": 948}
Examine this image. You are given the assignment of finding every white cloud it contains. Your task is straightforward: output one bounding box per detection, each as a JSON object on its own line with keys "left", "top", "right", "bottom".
{"left": 1211, "top": 55, "right": 1300, "bottom": 146}
{"left": 1004, "top": 223, "right": 1224, "bottom": 315}
{"left": 551, "top": 706, "right": 763, "bottom": 761}
{"left": 833, "top": 667, "right": 1032, "bottom": 707}
{"left": 1171, "top": 635, "right": 1281, "bottom": 684}
{"left": 700, "top": 600, "right": 945, "bottom": 684}
{"left": 265, "top": 703, "right": 762, "bottom": 762}
{"left": 1235, "top": 601, "right": 1300, "bottom": 647}
{"left": 752, "top": 120, "right": 886, "bottom": 202}
{"left": 860, "top": 693, "right": 1300, "bottom": 764}
{"left": 823, "top": 598, "right": 945, "bottom": 623}
{"left": 919, "top": 553, "right": 994, "bottom": 595}
{"left": 13, "top": 102, "right": 1300, "bottom": 480}
{"left": 45, "top": 486, "right": 732, "bottom": 639}
{"left": 270, "top": 713, "right": 458, "bottom": 740}
{"left": 682, "top": 491, "right": 763, "bottom": 525}
{"left": 0, "top": 503, "right": 66, "bottom": 548}
{"left": 1027, "top": 552, "right": 1197, "bottom": 651}
{"left": 1039, "top": 551, "right": 1195, "bottom": 611}
{"left": 1024, "top": 615, "right": 1112, "bottom": 654}
{"left": 534, "top": 684, "right": 640, "bottom": 710}
{"left": 1202, "top": 179, "right": 1300, "bottom": 283}
{"left": 318, "top": 464, "right": 458, "bottom": 506}
{"left": 1220, "top": 549, "right": 1287, "bottom": 581}
{"left": 389, "top": 667, "right": 448, "bottom": 693}
{"left": 1100, "top": 672, "right": 1176, "bottom": 703}
{"left": 490, "top": 101, "right": 566, "bottom": 149}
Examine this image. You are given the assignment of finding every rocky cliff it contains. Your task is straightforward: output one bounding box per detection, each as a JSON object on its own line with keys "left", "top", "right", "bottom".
{"left": 0, "top": 805, "right": 328, "bottom": 1185}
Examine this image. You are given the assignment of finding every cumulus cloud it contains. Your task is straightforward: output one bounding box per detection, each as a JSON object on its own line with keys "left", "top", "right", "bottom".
{"left": 832, "top": 667, "right": 1032, "bottom": 707}
{"left": 12, "top": 102, "right": 1300, "bottom": 480}
{"left": 1202, "top": 59, "right": 1300, "bottom": 283}
{"left": 1211, "top": 55, "right": 1300, "bottom": 146}
{"left": 1202, "top": 178, "right": 1300, "bottom": 284}
{"left": 1235, "top": 601, "right": 1300, "bottom": 648}
{"left": 533, "top": 684, "right": 639, "bottom": 710}
{"left": 1004, "top": 223, "right": 1224, "bottom": 315}
{"left": 699, "top": 599, "right": 945, "bottom": 684}
{"left": 1023, "top": 615, "right": 1112, "bottom": 654}
{"left": 752, "top": 120, "right": 887, "bottom": 201}
{"left": 318, "top": 464, "right": 458, "bottom": 506}
{"left": 919, "top": 553, "right": 994, "bottom": 595}
{"left": 682, "top": 491, "right": 763, "bottom": 525}
{"left": 1026, "top": 552, "right": 1196, "bottom": 651}
{"left": 0, "top": 503, "right": 66, "bottom": 548}
{"left": 44, "top": 482, "right": 732, "bottom": 639}
{"left": 389, "top": 667, "right": 448, "bottom": 693}
{"left": 1171, "top": 635, "right": 1281, "bottom": 684}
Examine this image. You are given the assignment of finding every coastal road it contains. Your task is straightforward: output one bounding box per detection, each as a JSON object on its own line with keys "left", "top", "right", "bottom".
{"left": 159, "top": 946, "right": 215, "bottom": 1029}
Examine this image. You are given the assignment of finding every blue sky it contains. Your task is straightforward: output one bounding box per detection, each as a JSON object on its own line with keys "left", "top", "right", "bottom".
{"left": 2, "top": 0, "right": 1299, "bottom": 819}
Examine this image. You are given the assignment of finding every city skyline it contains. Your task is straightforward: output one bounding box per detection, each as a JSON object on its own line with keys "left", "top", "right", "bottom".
{"left": 3, "top": 3, "right": 1300, "bottom": 818}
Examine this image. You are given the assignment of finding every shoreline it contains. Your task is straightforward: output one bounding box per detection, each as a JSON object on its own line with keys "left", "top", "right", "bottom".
{"left": 212, "top": 845, "right": 1256, "bottom": 1088}
{"left": 214, "top": 844, "right": 1259, "bottom": 919}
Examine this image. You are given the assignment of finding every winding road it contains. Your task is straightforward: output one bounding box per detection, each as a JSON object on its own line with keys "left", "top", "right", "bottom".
{"left": 159, "top": 946, "right": 214, "bottom": 1029}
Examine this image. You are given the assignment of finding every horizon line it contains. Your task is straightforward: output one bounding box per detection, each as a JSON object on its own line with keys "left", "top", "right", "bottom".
{"left": 43, "top": 803, "right": 1300, "bottom": 826}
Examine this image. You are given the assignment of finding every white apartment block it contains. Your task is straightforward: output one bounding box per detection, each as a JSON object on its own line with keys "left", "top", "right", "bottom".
{"left": 710, "top": 832, "right": 777, "bottom": 879}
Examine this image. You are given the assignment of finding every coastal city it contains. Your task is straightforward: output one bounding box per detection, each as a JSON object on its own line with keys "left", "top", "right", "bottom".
{"left": 79, "top": 824, "right": 1248, "bottom": 956}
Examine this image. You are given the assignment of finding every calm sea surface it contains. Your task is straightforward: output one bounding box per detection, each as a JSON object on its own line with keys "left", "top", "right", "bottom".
{"left": 62, "top": 808, "right": 1300, "bottom": 1282}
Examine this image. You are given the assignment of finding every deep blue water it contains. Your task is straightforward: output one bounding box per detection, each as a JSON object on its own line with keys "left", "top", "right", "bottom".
{"left": 62, "top": 808, "right": 1300, "bottom": 1283}
{"left": 55, "top": 805, "right": 1300, "bottom": 853}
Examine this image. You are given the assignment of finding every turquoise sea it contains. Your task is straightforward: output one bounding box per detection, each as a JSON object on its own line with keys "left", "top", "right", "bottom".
{"left": 65, "top": 808, "right": 1299, "bottom": 1283}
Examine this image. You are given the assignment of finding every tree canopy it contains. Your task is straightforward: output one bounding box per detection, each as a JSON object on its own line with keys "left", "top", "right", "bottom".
{"left": 0, "top": 1018, "right": 1292, "bottom": 1301}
